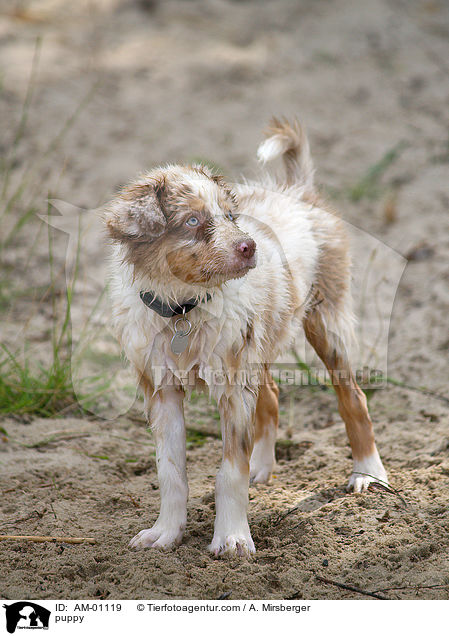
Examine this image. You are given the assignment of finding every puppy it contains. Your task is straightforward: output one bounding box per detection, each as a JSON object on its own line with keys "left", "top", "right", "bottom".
{"left": 105, "top": 118, "right": 388, "bottom": 556}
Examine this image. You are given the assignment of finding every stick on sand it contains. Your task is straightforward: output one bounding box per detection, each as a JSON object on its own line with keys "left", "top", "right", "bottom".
{"left": 0, "top": 534, "right": 96, "bottom": 545}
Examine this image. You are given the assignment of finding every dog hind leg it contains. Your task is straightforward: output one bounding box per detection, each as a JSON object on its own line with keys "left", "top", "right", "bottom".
{"left": 250, "top": 366, "right": 279, "bottom": 484}
{"left": 303, "top": 310, "right": 388, "bottom": 492}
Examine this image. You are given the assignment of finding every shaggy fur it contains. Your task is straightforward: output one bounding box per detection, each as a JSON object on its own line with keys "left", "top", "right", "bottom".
{"left": 105, "top": 117, "right": 388, "bottom": 555}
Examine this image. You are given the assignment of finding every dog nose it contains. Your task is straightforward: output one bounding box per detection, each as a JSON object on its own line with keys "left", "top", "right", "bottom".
{"left": 235, "top": 238, "right": 256, "bottom": 259}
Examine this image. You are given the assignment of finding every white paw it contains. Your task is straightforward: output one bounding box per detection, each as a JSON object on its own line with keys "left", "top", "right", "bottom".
{"left": 129, "top": 523, "right": 185, "bottom": 550}
{"left": 347, "top": 472, "right": 388, "bottom": 493}
{"left": 209, "top": 530, "right": 255, "bottom": 557}
{"left": 250, "top": 463, "right": 273, "bottom": 484}
{"left": 347, "top": 450, "right": 388, "bottom": 493}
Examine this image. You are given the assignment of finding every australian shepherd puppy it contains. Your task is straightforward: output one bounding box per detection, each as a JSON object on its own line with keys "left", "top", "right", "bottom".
{"left": 104, "top": 118, "right": 388, "bottom": 556}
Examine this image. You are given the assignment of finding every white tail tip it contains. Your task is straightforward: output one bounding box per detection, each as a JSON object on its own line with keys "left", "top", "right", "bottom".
{"left": 257, "top": 136, "right": 290, "bottom": 164}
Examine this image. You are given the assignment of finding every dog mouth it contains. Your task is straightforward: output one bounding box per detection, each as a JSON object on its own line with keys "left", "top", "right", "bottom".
{"left": 233, "top": 261, "right": 256, "bottom": 275}
{"left": 199, "top": 256, "right": 256, "bottom": 284}
{"left": 220, "top": 253, "right": 257, "bottom": 280}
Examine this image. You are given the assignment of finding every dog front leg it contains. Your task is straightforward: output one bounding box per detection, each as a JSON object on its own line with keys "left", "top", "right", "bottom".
{"left": 129, "top": 385, "right": 188, "bottom": 550}
{"left": 209, "top": 389, "right": 256, "bottom": 557}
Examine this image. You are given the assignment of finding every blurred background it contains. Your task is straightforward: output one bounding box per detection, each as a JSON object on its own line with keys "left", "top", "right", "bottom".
{"left": 0, "top": 0, "right": 448, "bottom": 600}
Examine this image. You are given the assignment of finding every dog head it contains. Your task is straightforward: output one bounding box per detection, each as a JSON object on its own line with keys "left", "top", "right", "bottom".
{"left": 105, "top": 165, "right": 256, "bottom": 288}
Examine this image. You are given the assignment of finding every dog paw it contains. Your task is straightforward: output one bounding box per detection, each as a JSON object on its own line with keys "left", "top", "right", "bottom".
{"left": 129, "top": 524, "right": 184, "bottom": 550}
{"left": 250, "top": 464, "right": 273, "bottom": 485}
{"left": 209, "top": 531, "right": 255, "bottom": 557}
{"left": 348, "top": 451, "right": 388, "bottom": 493}
{"left": 347, "top": 471, "right": 389, "bottom": 493}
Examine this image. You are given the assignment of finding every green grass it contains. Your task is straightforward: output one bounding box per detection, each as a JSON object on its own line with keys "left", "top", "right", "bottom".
{"left": 0, "top": 213, "right": 104, "bottom": 416}
{"left": 0, "top": 344, "right": 79, "bottom": 416}
{"left": 186, "top": 426, "right": 219, "bottom": 449}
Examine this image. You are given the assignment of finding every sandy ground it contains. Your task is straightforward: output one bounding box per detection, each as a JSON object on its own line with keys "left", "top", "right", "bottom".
{"left": 1, "top": 0, "right": 449, "bottom": 600}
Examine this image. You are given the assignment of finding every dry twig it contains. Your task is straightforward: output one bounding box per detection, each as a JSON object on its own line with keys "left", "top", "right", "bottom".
{"left": 315, "top": 575, "right": 387, "bottom": 600}
{"left": 0, "top": 534, "right": 96, "bottom": 545}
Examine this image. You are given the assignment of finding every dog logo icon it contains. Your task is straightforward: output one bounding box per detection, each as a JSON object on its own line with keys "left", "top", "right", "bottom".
{"left": 3, "top": 602, "right": 51, "bottom": 633}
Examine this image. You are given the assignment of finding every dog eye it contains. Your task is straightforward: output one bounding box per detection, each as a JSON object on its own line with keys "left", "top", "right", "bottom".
{"left": 186, "top": 216, "right": 199, "bottom": 227}
{"left": 227, "top": 212, "right": 234, "bottom": 221}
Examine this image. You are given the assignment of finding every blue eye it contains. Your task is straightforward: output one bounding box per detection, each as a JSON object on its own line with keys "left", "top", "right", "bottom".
{"left": 186, "top": 216, "right": 199, "bottom": 227}
{"left": 227, "top": 212, "right": 234, "bottom": 221}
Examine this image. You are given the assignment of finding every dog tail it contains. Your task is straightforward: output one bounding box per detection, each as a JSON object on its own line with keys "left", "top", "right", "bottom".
{"left": 257, "top": 117, "right": 314, "bottom": 190}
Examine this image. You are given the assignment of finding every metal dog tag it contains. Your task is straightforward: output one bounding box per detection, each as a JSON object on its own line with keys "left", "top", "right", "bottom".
{"left": 171, "top": 332, "right": 189, "bottom": 355}
{"left": 170, "top": 316, "right": 192, "bottom": 355}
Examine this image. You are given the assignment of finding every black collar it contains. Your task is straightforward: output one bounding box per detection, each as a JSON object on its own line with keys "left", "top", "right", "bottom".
{"left": 140, "top": 291, "right": 211, "bottom": 318}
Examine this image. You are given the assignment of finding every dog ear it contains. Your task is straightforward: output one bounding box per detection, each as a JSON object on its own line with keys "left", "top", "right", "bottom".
{"left": 105, "top": 179, "right": 167, "bottom": 242}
